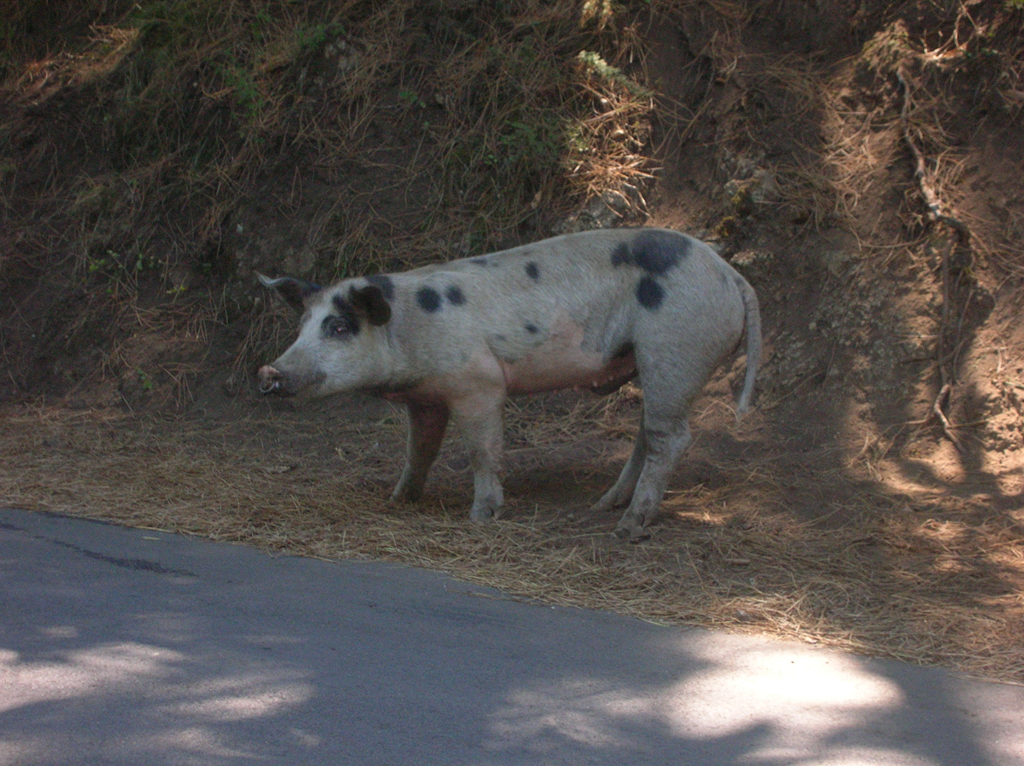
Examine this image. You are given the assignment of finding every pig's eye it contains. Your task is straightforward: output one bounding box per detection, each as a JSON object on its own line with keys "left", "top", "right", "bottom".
{"left": 322, "top": 315, "right": 354, "bottom": 338}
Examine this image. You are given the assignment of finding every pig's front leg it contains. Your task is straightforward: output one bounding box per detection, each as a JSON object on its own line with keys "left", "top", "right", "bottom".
{"left": 392, "top": 402, "right": 450, "bottom": 503}
{"left": 450, "top": 392, "right": 506, "bottom": 521}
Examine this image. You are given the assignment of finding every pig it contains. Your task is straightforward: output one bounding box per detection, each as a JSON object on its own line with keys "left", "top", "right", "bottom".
{"left": 258, "top": 227, "right": 761, "bottom": 540}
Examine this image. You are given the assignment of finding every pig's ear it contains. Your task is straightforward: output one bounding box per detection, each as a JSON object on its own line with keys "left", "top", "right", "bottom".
{"left": 257, "top": 274, "right": 321, "bottom": 313}
{"left": 349, "top": 284, "right": 392, "bottom": 326}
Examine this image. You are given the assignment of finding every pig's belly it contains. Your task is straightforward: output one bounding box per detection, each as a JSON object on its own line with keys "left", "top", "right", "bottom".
{"left": 501, "top": 327, "right": 636, "bottom": 396}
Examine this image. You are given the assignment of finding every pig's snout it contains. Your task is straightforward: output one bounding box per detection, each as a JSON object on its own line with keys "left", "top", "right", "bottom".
{"left": 258, "top": 365, "right": 287, "bottom": 395}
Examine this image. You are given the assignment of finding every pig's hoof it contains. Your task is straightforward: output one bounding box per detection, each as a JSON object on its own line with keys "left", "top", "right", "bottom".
{"left": 590, "top": 488, "right": 630, "bottom": 515}
{"left": 470, "top": 506, "right": 497, "bottom": 522}
{"left": 612, "top": 523, "right": 651, "bottom": 543}
{"left": 391, "top": 488, "right": 421, "bottom": 503}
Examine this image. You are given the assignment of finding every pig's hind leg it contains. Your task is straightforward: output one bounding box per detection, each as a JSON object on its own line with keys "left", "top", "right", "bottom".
{"left": 613, "top": 414, "right": 693, "bottom": 542}
{"left": 612, "top": 358, "right": 703, "bottom": 541}
{"left": 589, "top": 407, "right": 647, "bottom": 514}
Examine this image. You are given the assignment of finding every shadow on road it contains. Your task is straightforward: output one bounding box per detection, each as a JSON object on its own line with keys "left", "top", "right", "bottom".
{"left": 2, "top": 508, "right": 1019, "bottom": 766}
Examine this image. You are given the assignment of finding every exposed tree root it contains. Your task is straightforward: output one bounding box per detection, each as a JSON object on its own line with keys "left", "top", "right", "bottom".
{"left": 895, "top": 68, "right": 972, "bottom": 247}
{"left": 896, "top": 65, "right": 973, "bottom": 453}
{"left": 932, "top": 382, "right": 962, "bottom": 452}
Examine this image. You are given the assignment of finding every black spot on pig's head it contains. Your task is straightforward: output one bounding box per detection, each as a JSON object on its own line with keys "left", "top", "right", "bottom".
{"left": 324, "top": 295, "right": 361, "bottom": 338}
{"left": 364, "top": 274, "right": 395, "bottom": 301}
{"left": 349, "top": 284, "right": 391, "bottom": 326}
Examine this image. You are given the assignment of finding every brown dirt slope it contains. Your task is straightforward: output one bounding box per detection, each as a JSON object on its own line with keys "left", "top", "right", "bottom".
{"left": 2, "top": 0, "right": 1023, "bottom": 681}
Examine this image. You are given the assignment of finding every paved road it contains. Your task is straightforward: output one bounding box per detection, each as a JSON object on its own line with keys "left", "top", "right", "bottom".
{"left": 1, "top": 507, "right": 1023, "bottom": 766}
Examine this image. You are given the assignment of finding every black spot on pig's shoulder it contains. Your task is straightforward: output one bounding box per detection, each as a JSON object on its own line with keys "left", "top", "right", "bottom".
{"left": 445, "top": 285, "right": 466, "bottom": 306}
{"left": 524, "top": 322, "right": 538, "bottom": 334}
{"left": 631, "top": 230, "right": 688, "bottom": 275}
{"left": 636, "top": 276, "right": 664, "bottom": 310}
{"left": 525, "top": 262, "right": 540, "bottom": 281}
{"left": 365, "top": 274, "right": 395, "bottom": 301}
{"left": 416, "top": 286, "right": 442, "bottom": 313}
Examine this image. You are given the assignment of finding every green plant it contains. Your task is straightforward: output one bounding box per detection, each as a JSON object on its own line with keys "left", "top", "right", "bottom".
{"left": 291, "top": 22, "right": 333, "bottom": 54}
{"left": 135, "top": 368, "right": 155, "bottom": 391}
{"left": 499, "top": 120, "right": 559, "bottom": 163}
{"left": 222, "top": 62, "right": 263, "bottom": 123}
{"left": 398, "top": 88, "right": 426, "bottom": 109}
{"left": 576, "top": 50, "right": 653, "bottom": 98}
{"left": 86, "top": 248, "right": 159, "bottom": 291}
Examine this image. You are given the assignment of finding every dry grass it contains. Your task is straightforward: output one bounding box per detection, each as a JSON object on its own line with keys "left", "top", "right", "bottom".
{"left": 2, "top": 399, "right": 1022, "bottom": 684}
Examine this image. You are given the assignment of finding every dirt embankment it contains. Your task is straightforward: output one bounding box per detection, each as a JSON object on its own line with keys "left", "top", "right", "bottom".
{"left": 2, "top": 0, "right": 1023, "bottom": 681}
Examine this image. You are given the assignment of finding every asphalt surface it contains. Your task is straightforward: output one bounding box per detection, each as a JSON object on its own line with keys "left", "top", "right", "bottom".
{"left": 2, "top": 507, "right": 1023, "bottom": 766}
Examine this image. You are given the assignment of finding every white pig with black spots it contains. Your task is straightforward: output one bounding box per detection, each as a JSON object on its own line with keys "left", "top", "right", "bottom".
{"left": 258, "top": 227, "right": 761, "bottom": 540}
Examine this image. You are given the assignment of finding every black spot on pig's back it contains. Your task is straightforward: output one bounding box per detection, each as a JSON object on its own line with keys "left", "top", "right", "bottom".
{"left": 611, "top": 242, "right": 631, "bottom": 268}
{"left": 611, "top": 230, "right": 690, "bottom": 275}
{"left": 636, "top": 275, "right": 664, "bottom": 310}
{"left": 416, "top": 286, "right": 442, "bottom": 313}
{"left": 446, "top": 285, "right": 466, "bottom": 306}
{"left": 631, "top": 230, "right": 690, "bottom": 275}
